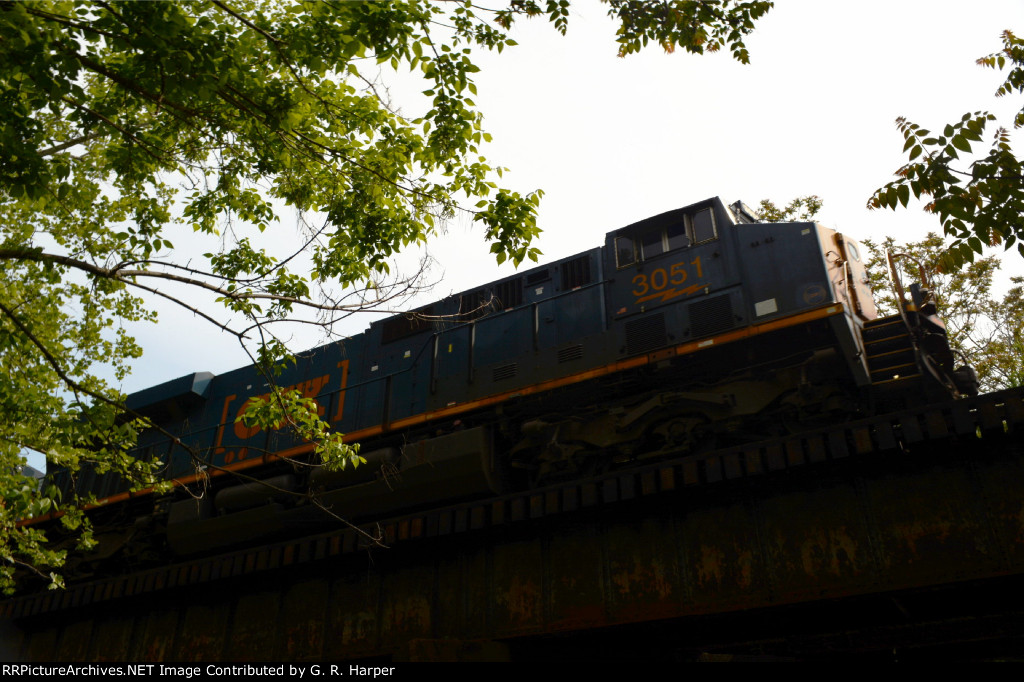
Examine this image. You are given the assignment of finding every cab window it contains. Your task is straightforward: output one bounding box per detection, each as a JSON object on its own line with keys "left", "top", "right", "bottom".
{"left": 615, "top": 212, "right": 715, "bottom": 269}
{"left": 615, "top": 237, "right": 636, "bottom": 268}
{"left": 692, "top": 208, "right": 717, "bottom": 244}
{"left": 640, "top": 230, "right": 665, "bottom": 259}
{"left": 667, "top": 222, "right": 690, "bottom": 250}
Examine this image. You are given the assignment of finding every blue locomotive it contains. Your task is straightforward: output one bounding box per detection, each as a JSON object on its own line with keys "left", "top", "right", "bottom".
{"left": 55, "top": 197, "right": 972, "bottom": 555}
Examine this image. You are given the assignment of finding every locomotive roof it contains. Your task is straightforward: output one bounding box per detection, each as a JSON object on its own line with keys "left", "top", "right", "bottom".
{"left": 606, "top": 196, "right": 734, "bottom": 239}
{"left": 125, "top": 196, "right": 746, "bottom": 405}
{"left": 125, "top": 371, "right": 215, "bottom": 419}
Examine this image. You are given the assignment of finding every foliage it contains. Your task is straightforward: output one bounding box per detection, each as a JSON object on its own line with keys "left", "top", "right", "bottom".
{"left": 598, "top": 0, "right": 771, "bottom": 60}
{"left": 870, "top": 30, "right": 1024, "bottom": 269}
{"left": 0, "top": 1, "right": 773, "bottom": 594}
{"left": 240, "top": 388, "right": 364, "bottom": 472}
{"left": 862, "top": 234, "right": 1023, "bottom": 393}
{"left": 757, "top": 195, "right": 822, "bottom": 222}
{"left": 488, "top": 0, "right": 772, "bottom": 59}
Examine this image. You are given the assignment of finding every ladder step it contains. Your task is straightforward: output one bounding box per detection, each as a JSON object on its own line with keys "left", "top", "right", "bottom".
{"left": 862, "top": 315, "right": 921, "bottom": 388}
{"left": 866, "top": 348, "right": 917, "bottom": 369}
{"left": 862, "top": 315, "right": 905, "bottom": 329}
{"left": 865, "top": 336, "right": 914, "bottom": 356}
{"left": 871, "top": 363, "right": 920, "bottom": 383}
{"left": 872, "top": 374, "right": 923, "bottom": 388}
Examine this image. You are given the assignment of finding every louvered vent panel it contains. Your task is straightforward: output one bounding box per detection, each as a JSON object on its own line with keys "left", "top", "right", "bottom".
{"left": 690, "top": 295, "right": 734, "bottom": 338}
{"left": 526, "top": 270, "right": 551, "bottom": 286}
{"left": 561, "top": 255, "right": 593, "bottom": 290}
{"left": 493, "top": 278, "right": 523, "bottom": 309}
{"left": 625, "top": 314, "right": 667, "bottom": 355}
{"left": 492, "top": 363, "right": 518, "bottom": 381}
{"left": 557, "top": 344, "right": 584, "bottom": 363}
{"left": 459, "top": 289, "right": 491, "bottom": 321}
{"left": 381, "top": 305, "right": 434, "bottom": 344}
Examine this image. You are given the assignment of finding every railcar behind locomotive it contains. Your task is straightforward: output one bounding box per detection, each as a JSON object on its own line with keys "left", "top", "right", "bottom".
{"left": 50, "top": 197, "right": 974, "bottom": 557}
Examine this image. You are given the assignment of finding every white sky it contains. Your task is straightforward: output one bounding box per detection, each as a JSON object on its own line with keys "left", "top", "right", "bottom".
{"left": 120, "top": 0, "right": 1023, "bottom": 390}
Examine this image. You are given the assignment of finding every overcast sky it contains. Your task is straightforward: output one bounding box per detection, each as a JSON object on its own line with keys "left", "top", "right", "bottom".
{"left": 122, "top": 0, "right": 1023, "bottom": 390}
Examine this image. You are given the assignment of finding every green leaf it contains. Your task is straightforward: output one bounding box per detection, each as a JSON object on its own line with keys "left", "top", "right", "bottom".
{"left": 897, "top": 184, "right": 910, "bottom": 207}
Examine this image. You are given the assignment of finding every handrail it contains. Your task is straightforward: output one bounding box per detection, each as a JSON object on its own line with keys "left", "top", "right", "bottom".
{"left": 886, "top": 250, "right": 913, "bottom": 333}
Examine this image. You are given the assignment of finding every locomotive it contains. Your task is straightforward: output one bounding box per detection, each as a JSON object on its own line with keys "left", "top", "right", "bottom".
{"left": 50, "top": 197, "right": 974, "bottom": 557}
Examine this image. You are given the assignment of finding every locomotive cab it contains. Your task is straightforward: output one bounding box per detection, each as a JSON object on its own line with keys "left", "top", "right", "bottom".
{"left": 589, "top": 198, "right": 882, "bottom": 463}
{"left": 603, "top": 198, "right": 876, "bottom": 385}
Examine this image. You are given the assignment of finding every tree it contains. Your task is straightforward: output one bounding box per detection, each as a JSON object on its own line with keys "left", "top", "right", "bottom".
{"left": 862, "top": 234, "right": 1023, "bottom": 393}
{"left": 870, "top": 30, "right": 1024, "bottom": 269}
{"left": 757, "top": 195, "right": 822, "bottom": 222}
{"left": 0, "top": 1, "right": 772, "bottom": 594}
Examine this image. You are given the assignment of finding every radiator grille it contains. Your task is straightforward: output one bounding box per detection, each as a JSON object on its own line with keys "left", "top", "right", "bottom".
{"left": 561, "top": 255, "right": 593, "bottom": 290}
{"left": 690, "top": 295, "right": 734, "bottom": 338}
{"left": 625, "top": 314, "right": 667, "bottom": 355}
{"left": 493, "top": 278, "right": 523, "bottom": 309}
{"left": 526, "top": 270, "right": 551, "bottom": 286}
{"left": 381, "top": 305, "right": 434, "bottom": 344}
{"left": 459, "top": 289, "right": 491, "bottom": 321}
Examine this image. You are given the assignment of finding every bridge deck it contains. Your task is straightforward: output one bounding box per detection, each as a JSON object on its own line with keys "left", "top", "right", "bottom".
{"left": 5, "top": 388, "right": 1024, "bottom": 661}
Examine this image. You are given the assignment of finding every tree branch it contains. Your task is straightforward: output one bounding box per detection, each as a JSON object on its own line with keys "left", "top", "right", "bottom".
{"left": 38, "top": 134, "right": 101, "bottom": 157}
{"left": 72, "top": 53, "right": 200, "bottom": 119}
{"left": 0, "top": 247, "right": 434, "bottom": 321}
{"left": 122, "top": 279, "right": 249, "bottom": 340}
{"left": 60, "top": 97, "right": 167, "bottom": 163}
{"left": 0, "top": 299, "right": 124, "bottom": 425}
{"left": 210, "top": 0, "right": 281, "bottom": 45}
